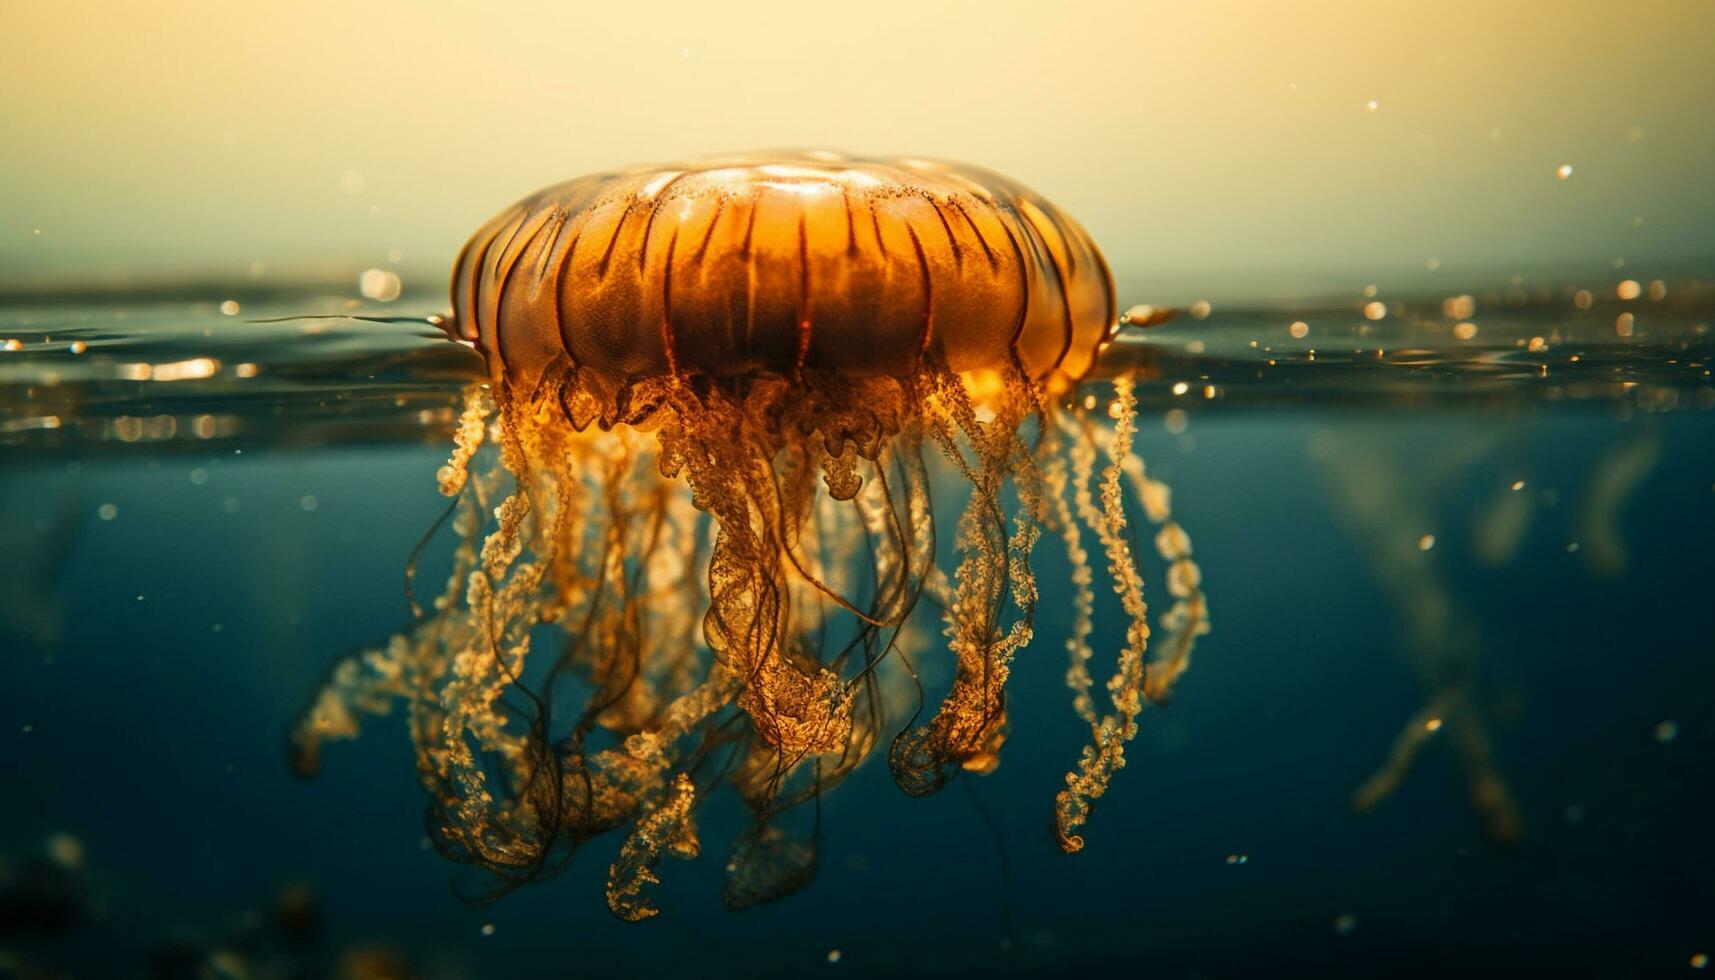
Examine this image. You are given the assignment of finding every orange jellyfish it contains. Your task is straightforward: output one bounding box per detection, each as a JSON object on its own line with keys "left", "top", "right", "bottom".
{"left": 290, "top": 152, "right": 1210, "bottom": 920}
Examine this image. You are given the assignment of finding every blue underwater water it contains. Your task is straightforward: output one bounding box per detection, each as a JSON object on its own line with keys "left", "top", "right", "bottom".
{"left": 2, "top": 283, "right": 1713, "bottom": 978}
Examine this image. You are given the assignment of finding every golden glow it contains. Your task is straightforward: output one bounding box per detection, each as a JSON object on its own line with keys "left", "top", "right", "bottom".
{"left": 7, "top": 0, "right": 1709, "bottom": 295}
{"left": 1443, "top": 294, "right": 1477, "bottom": 320}
{"left": 358, "top": 267, "right": 402, "bottom": 301}
{"left": 149, "top": 357, "right": 220, "bottom": 382}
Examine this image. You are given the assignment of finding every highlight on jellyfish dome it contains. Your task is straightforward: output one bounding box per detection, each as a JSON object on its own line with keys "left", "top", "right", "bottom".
{"left": 289, "top": 151, "right": 1211, "bottom": 920}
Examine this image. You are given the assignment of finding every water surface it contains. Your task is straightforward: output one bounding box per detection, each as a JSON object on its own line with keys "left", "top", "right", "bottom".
{"left": 2, "top": 281, "right": 1712, "bottom": 978}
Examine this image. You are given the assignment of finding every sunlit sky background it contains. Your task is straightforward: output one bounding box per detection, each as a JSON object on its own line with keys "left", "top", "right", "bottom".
{"left": 3, "top": 0, "right": 1711, "bottom": 302}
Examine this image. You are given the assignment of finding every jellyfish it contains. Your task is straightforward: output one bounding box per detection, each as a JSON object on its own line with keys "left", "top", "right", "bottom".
{"left": 290, "top": 152, "right": 1210, "bottom": 920}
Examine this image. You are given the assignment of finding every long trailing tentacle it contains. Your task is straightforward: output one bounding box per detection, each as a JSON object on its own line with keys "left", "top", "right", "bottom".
{"left": 889, "top": 361, "right": 1043, "bottom": 796}
{"left": 1051, "top": 375, "right": 1210, "bottom": 852}
{"left": 293, "top": 352, "right": 1208, "bottom": 916}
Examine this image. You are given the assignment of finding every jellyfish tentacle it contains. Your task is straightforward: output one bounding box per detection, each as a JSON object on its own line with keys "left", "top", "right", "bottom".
{"left": 774, "top": 434, "right": 896, "bottom": 628}
{"left": 889, "top": 363, "right": 1041, "bottom": 796}
{"left": 606, "top": 771, "right": 700, "bottom": 922}
{"left": 666, "top": 383, "right": 856, "bottom": 762}
{"left": 1110, "top": 434, "right": 1209, "bottom": 706}
{"left": 298, "top": 362, "right": 1207, "bottom": 910}
{"left": 1047, "top": 375, "right": 1208, "bottom": 853}
{"left": 1040, "top": 414, "right": 1099, "bottom": 725}
{"left": 1053, "top": 376, "right": 1152, "bottom": 853}
{"left": 438, "top": 382, "right": 491, "bottom": 496}
{"left": 723, "top": 759, "right": 824, "bottom": 912}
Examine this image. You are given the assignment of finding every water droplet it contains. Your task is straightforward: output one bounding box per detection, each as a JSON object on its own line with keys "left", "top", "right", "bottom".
{"left": 359, "top": 268, "right": 403, "bottom": 302}
{"left": 1121, "top": 303, "right": 1156, "bottom": 325}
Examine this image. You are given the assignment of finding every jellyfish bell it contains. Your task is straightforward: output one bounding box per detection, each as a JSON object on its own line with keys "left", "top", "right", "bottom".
{"left": 293, "top": 151, "right": 1209, "bottom": 921}
{"left": 447, "top": 152, "right": 1117, "bottom": 399}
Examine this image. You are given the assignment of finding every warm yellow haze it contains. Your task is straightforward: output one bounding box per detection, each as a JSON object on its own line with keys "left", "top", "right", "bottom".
{"left": 2, "top": 0, "right": 1710, "bottom": 300}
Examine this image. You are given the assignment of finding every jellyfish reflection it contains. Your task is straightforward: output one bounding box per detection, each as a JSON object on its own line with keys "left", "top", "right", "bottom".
{"left": 290, "top": 154, "right": 1208, "bottom": 919}
{"left": 1317, "top": 430, "right": 1521, "bottom": 843}
{"left": 1319, "top": 422, "right": 1669, "bottom": 844}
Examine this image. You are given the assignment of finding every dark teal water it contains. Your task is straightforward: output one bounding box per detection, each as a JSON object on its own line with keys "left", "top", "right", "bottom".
{"left": 2, "top": 283, "right": 1713, "bottom": 978}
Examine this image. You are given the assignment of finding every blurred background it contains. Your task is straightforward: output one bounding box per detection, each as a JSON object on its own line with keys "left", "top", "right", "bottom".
{"left": 3, "top": 0, "right": 1712, "bottom": 303}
